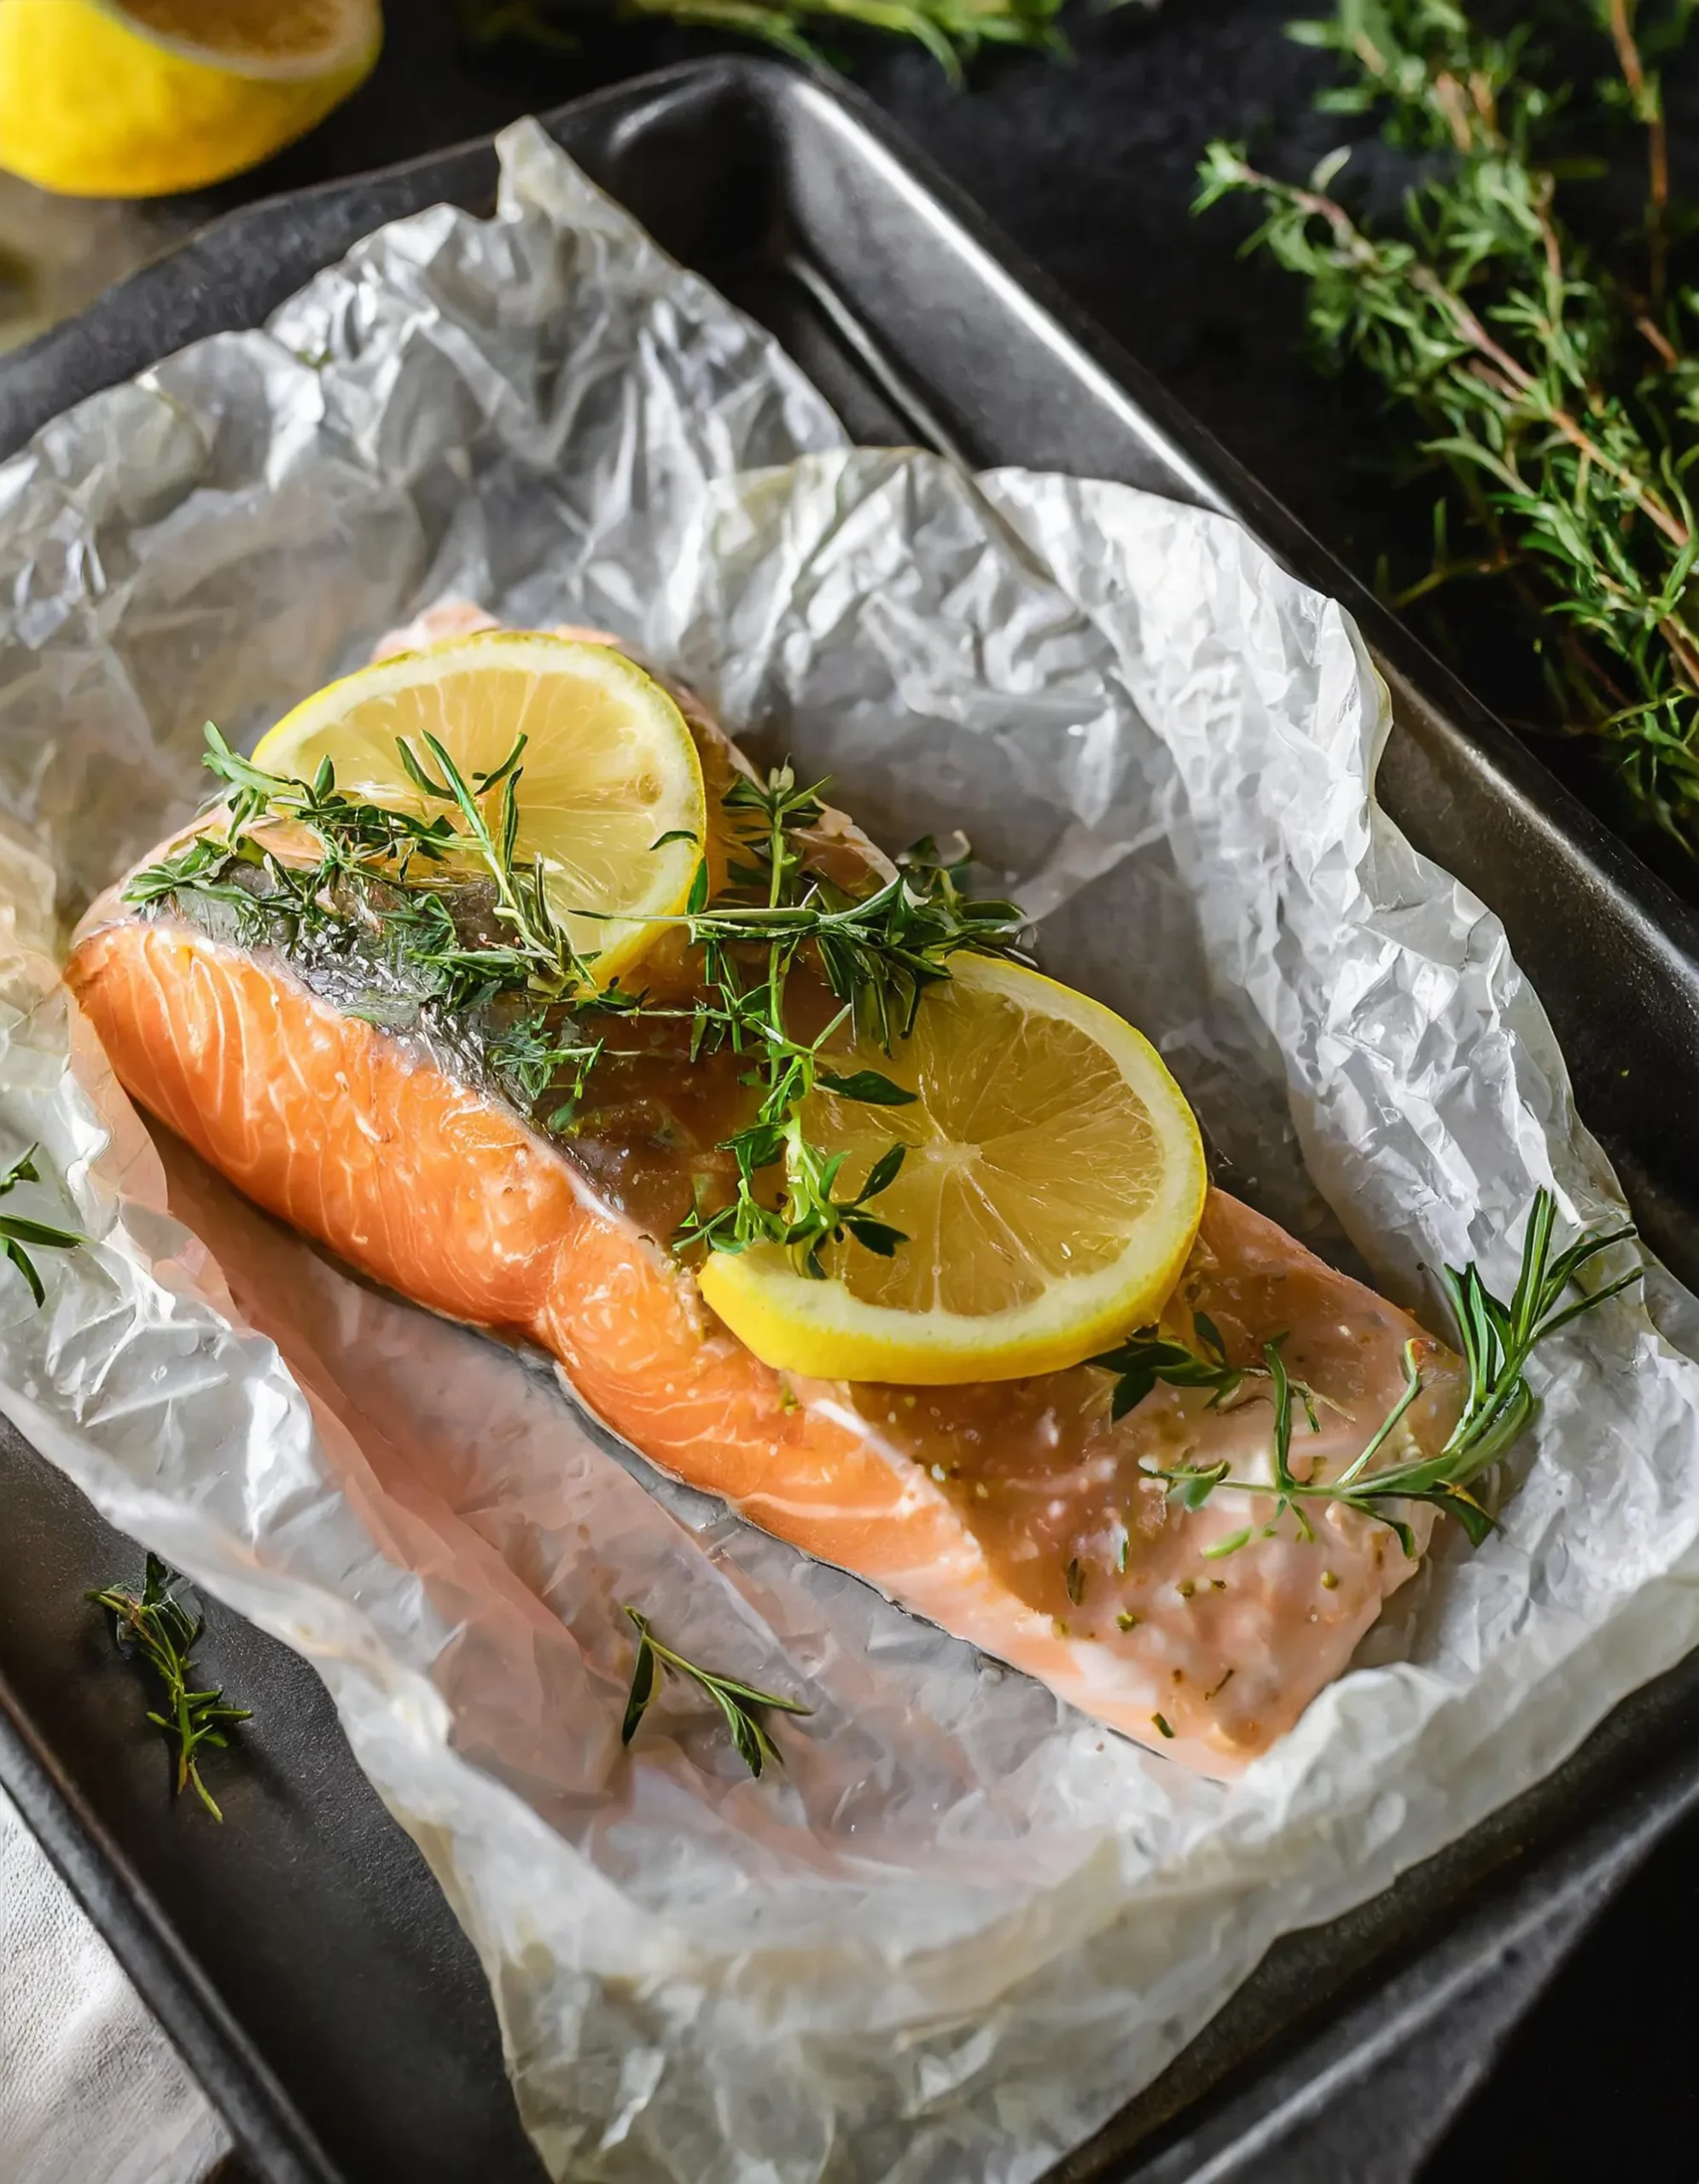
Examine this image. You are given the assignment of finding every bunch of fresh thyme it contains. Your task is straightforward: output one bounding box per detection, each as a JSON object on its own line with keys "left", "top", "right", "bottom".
{"left": 87, "top": 1555, "right": 252, "bottom": 1821}
{"left": 1092, "top": 1186, "right": 1638, "bottom": 1555}
{"left": 127, "top": 724, "right": 1023, "bottom": 1279}
{"left": 1196, "top": 0, "right": 1699, "bottom": 849}
{"left": 456, "top": 0, "right": 1065, "bottom": 79}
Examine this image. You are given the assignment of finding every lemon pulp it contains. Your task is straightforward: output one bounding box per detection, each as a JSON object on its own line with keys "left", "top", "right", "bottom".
{"left": 251, "top": 630, "right": 706, "bottom": 986}
{"left": 698, "top": 955, "right": 1207, "bottom": 1385}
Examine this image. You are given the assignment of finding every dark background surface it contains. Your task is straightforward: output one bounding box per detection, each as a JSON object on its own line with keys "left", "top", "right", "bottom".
{"left": 34, "top": 3, "right": 1699, "bottom": 2179}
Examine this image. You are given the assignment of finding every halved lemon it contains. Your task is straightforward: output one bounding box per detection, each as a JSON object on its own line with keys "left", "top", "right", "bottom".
{"left": 251, "top": 630, "right": 706, "bottom": 985}
{"left": 0, "top": 0, "right": 381, "bottom": 199}
{"left": 698, "top": 955, "right": 1208, "bottom": 1385}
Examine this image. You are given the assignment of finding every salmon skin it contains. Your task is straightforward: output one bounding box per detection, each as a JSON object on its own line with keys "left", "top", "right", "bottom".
{"left": 68, "top": 618, "right": 1463, "bottom": 1778}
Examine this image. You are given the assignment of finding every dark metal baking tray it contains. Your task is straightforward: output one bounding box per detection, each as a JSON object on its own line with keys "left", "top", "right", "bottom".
{"left": 3, "top": 55, "right": 1699, "bottom": 2184}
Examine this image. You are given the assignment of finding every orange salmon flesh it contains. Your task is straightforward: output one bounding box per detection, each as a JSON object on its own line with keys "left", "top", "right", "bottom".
{"left": 67, "top": 636, "right": 1463, "bottom": 1778}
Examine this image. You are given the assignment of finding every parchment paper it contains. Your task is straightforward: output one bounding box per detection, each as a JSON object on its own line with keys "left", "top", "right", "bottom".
{"left": 0, "top": 121, "right": 1695, "bottom": 2184}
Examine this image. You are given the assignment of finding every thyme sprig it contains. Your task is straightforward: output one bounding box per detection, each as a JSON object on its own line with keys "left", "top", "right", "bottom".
{"left": 620, "top": 1606, "right": 811, "bottom": 1777}
{"left": 130, "top": 723, "right": 597, "bottom": 1005}
{"left": 1105, "top": 1188, "right": 1638, "bottom": 1556}
{"left": 1091, "top": 1311, "right": 1333, "bottom": 1429}
{"left": 656, "top": 783, "right": 1021, "bottom": 1275}
{"left": 126, "top": 725, "right": 1024, "bottom": 1278}
{"left": 1196, "top": 0, "right": 1699, "bottom": 848}
{"left": 87, "top": 1555, "right": 252, "bottom": 1821}
{"left": 0, "top": 1141, "right": 83, "bottom": 1306}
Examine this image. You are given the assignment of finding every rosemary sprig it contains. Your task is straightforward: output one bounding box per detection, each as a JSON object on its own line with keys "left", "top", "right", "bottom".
{"left": 1195, "top": 0, "right": 1699, "bottom": 850}
{"left": 0, "top": 1141, "right": 83, "bottom": 1306}
{"left": 87, "top": 1555, "right": 252, "bottom": 1821}
{"left": 455, "top": 0, "right": 1066, "bottom": 82}
{"left": 620, "top": 1606, "right": 811, "bottom": 1777}
{"left": 1104, "top": 1188, "right": 1638, "bottom": 1557}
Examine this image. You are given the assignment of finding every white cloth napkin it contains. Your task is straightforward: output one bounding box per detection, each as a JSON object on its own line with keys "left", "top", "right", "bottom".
{"left": 0, "top": 1780, "right": 229, "bottom": 2184}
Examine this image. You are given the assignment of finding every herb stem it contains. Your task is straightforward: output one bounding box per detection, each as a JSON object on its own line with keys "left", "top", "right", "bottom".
{"left": 1606, "top": 0, "right": 1667, "bottom": 304}
{"left": 620, "top": 1606, "right": 810, "bottom": 1777}
{"left": 88, "top": 1556, "right": 251, "bottom": 1821}
{"left": 0, "top": 1142, "right": 83, "bottom": 1306}
{"left": 1103, "top": 1189, "right": 1638, "bottom": 1559}
{"left": 130, "top": 730, "right": 1023, "bottom": 1282}
{"left": 1196, "top": 0, "right": 1699, "bottom": 845}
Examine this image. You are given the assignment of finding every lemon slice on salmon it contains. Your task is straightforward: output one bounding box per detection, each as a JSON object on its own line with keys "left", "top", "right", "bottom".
{"left": 698, "top": 955, "right": 1208, "bottom": 1385}
{"left": 252, "top": 630, "right": 706, "bottom": 985}
{"left": 0, "top": 0, "right": 381, "bottom": 198}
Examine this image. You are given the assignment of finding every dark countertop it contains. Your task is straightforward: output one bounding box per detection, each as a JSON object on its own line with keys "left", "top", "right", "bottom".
{"left": 22, "top": 5, "right": 1699, "bottom": 2179}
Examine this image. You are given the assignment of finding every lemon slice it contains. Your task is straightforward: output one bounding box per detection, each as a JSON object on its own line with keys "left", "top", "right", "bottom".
{"left": 251, "top": 630, "right": 707, "bottom": 985}
{"left": 0, "top": 0, "right": 381, "bottom": 199}
{"left": 698, "top": 955, "right": 1208, "bottom": 1385}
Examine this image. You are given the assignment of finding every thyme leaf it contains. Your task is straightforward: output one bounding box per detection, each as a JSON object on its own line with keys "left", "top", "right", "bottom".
{"left": 600, "top": 771, "right": 1025, "bottom": 1277}
{"left": 619, "top": 1606, "right": 811, "bottom": 1778}
{"left": 0, "top": 1142, "right": 83, "bottom": 1307}
{"left": 86, "top": 1555, "right": 252, "bottom": 1821}
{"left": 1090, "top": 1315, "right": 1329, "bottom": 1425}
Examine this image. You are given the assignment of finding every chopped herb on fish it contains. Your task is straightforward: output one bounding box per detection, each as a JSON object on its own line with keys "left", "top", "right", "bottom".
{"left": 1112, "top": 1190, "right": 1638, "bottom": 1555}
{"left": 620, "top": 1606, "right": 810, "bottom": 1778}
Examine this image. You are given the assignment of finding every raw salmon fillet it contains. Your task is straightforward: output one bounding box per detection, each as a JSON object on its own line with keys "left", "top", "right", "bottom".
{"left": 68, "top": 620, "right": 1463, "bottom": 1778}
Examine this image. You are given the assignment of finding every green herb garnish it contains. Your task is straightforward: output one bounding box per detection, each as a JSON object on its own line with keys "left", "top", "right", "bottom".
{"left": 666, "top": 798, "right": 1022, "bottom": 1272}
{"left": 0, "top": 1141, "right": 83, "bottom": 1306}
{"left": 130, "top": 727, "right": 1024, "bottom": 1282}
{"left": 620, "top": 1606, "right": 811, "bottom": 1777}
{"left": 1196, "top": 0, "right": 1699, "bottom": 851}
{"left": 1091, "top": 1310, "right": 1330, "bottom": 1428}
{"left": 87, "top": 1555, "right": 252, "bottom": 1821}
{"left": 1099, "top": 1187, "right": 1638, "bottom": 1557}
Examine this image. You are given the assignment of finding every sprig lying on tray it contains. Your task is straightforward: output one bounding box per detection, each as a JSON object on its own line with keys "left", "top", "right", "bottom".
{"left": 88, "top": 1555, "right": 252, "bottom": 1821}
{"left": 457, "top": 0, "right": 1065, "bottom": 79}
{"left": 1093, "top": 1187, "right": 1639, "bottom": 1555}
{"left": 1196, "top": 0, "right": 1699, "bottom": 851}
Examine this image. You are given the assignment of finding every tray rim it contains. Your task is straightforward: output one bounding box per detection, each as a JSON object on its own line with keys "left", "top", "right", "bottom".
{"left": 0, "top": 50, "right": 1696, "bottom": 2184}
{"left": 7, "top": 56, "right": 1694, "bottom": 993}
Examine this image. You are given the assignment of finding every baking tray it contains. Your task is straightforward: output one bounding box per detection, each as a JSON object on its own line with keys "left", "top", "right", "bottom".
{"left": 3, "top": 56, "right": 1699, "bottom": 2184}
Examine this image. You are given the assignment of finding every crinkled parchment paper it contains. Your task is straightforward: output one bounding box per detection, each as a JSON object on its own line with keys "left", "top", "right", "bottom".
{"left": 0, "top": 120, "right": 1696, "bottom": 2184}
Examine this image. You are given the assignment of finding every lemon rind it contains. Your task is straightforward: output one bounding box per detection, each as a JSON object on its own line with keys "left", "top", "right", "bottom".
{"left": 251, "top": 629, "right": 707, "bottom": 990}
{"left": 90, "top": 0, "right": 381, "bottom": 81}
{"left": 698, "top": 957, "right": 1209, "bottom": 1386}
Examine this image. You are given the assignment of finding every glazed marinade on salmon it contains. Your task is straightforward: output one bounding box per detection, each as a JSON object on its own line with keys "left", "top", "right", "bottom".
{"left": 68, "top": 614, "right": 1466, "bottom": 1779}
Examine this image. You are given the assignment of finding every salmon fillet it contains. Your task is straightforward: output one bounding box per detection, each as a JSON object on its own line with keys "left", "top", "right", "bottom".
{"left": 67, "top": 619, "right": 1463, "bottom": 1778}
